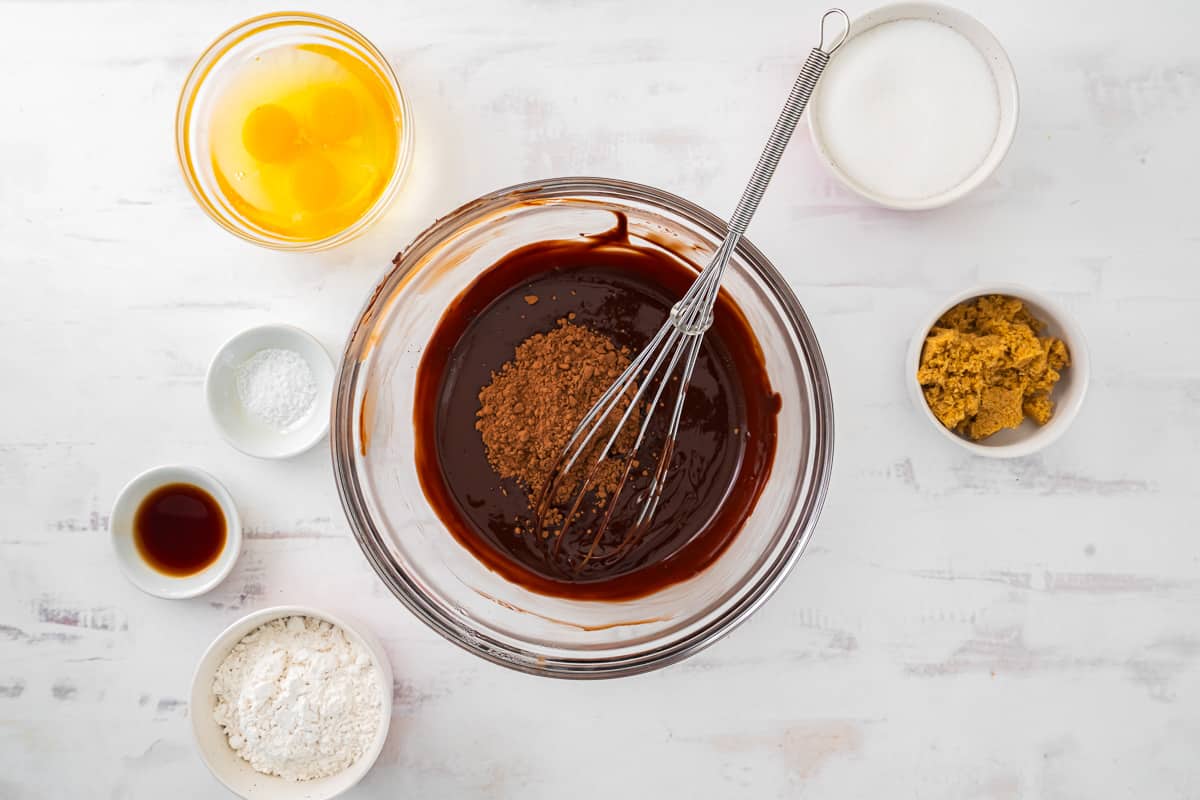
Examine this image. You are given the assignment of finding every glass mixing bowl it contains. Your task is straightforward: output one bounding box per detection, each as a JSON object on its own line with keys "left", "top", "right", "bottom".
{"left": 332, "top": 177, "right": 834, "bottom": 677}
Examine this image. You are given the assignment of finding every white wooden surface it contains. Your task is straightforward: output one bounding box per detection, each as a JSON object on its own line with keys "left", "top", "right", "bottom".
{"left": 2, "top": 0, "right": 1198, "bottom": 797}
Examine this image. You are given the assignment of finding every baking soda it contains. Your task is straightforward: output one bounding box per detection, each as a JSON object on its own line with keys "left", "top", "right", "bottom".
{"left": 815, "top": 18, "right": 1001, "bottom": 201}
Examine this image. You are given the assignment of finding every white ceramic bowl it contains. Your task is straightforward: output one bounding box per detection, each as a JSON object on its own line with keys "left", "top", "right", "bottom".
{"left": 190, "top": 606, "right": 393, "bottom": 800}
{"left": 110, "top": 464, "right": 242, "bottom": 599}
{"left": 808, "top": 2, "right": 1019, "bottom": 210}
{"left": 907, "top": 284, "right": 1089, "bottom": 458}
{"left": 206, "top": 324, "right": 335, "bottom": 459}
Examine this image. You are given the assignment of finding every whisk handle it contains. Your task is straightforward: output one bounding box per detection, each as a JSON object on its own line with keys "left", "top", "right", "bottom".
{"left": 727, "top": 9, "right": 849, "bottom": 237}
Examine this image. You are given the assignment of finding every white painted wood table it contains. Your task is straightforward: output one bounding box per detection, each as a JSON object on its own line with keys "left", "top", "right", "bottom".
{"left": 3, "top": 0, "right": 1198, "bottom": 796}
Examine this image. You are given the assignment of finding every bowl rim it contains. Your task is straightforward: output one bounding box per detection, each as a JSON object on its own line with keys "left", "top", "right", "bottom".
{"left": 109, "top": 464, "right": 242, "bottom": 599}
{"left": 807, "top": 1, "right": 1020, "bottom": 210}
{"left": 906, "top": 282, "right": 1091, "bottom": 458}
{"left": 330, "top": 176, "right": 836, "bottom": 678}
{"left": 189, "top": 604, "right": 394, "bottom": 798}
{"left": 204, "top": 323, "right": 334, "bottom": 459}
{"left": 174, "top": 10, "right": 415, "bottom": 252}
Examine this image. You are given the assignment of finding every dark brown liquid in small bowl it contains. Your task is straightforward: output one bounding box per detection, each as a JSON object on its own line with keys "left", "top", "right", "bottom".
{"left": 133, "top": 483, "right": 227, "bottom": 577}
{"left": 413, "top": 216, "right": 779, "bottom": 601}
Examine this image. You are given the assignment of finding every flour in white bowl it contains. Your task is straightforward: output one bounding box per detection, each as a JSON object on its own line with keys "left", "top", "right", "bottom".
{"left": 211, "top": 615, "right": 383, "bottom": 781}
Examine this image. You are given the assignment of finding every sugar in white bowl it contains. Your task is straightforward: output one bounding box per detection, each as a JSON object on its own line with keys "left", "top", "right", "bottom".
{"left": 809, "top": 7, "right": 1017, "bottom": 209}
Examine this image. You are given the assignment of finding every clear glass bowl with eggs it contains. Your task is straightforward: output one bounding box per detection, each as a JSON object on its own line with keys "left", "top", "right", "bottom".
{"left": 175, "top": 12, "right": 414, "bottom": 251}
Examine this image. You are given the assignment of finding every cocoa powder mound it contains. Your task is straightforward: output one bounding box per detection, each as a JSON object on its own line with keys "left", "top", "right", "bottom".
{"left": 475, "top": 319, "right": 638, "bottom": 505}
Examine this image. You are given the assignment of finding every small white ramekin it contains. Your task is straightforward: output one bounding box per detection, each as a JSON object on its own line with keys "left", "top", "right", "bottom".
{"left": 110, "top": 464, "right": 242, "bottom": 599}
{"left": 190, "top": 606, "right": 393, "bottom": 799}
{"left": 907, "top": 284, "right": 1090, "bottom": 458}
{"left": 205, "top": 324, "right": 335, "bottom": 460}
{"left": 808, "top": 2, "right": 1019, "bottom": 210}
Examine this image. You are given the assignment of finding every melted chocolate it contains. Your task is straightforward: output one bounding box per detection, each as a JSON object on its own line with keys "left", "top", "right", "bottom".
{"left": 413, "top": 216, "right": 778, "bottom": 600}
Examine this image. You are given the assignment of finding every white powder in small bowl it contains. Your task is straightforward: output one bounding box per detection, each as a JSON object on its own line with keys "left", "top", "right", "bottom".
{"left": 815, "top": 17, "right": 1001, "bottom": 202}
{"left": 211, "top": 615, "right": 383, "bottom": 782}
{"left": 235, "top": 348, "right": 317, "bottom": 431}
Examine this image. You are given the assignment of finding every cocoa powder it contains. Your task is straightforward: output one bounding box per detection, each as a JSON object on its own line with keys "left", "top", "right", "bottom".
{"left": 476, "top": 319, "right": 638, "bottom": 508}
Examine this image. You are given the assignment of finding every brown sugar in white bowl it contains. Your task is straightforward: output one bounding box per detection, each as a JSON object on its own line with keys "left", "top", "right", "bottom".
{"left": 906, "top": 283, "right": 1090, "bottom": 458}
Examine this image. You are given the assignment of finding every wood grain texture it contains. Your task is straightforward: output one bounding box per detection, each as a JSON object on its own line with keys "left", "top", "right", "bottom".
{"left": 2, "top": 0, "right": 1198, "bottom": 797}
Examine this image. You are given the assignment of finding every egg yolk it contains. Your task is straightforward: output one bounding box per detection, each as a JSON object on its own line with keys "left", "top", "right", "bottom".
{"left": 207, "top": 42, "right": 402, "bottom": 242}
{"left": 309, "top": 86, "right": 362, "bottom": 145}
{"left": 291, "top": 155, "right": 340, "bottom": 211}
{"left": 242, "top": 104, "right": 301, "bottom": 163}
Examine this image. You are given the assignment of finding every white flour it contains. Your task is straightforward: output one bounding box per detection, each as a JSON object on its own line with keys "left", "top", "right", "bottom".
{"left": 211, "top": 615, "right": 383, "bottom": 781}
{"left": 235, "top": 348, "right": 318, "bottom": 431}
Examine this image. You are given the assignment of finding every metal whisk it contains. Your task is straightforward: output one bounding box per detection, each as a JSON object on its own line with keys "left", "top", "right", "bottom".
{"left": 535, "top": 9, "right": 850, "bottom": 566}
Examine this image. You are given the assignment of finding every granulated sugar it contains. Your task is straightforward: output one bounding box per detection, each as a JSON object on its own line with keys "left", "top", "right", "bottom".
{"left": 815, "top": 18, "right": 1000, "bottom": 201}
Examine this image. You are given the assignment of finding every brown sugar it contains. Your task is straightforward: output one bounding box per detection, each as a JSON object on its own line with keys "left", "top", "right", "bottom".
{"left": 476, "top": 320, "right": 639, "bottom": 509}
{"left": 917, "top": 294, "right": 1070, "bottom": 440}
